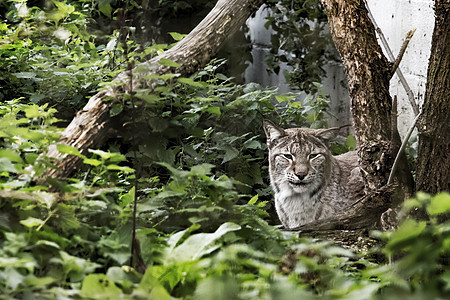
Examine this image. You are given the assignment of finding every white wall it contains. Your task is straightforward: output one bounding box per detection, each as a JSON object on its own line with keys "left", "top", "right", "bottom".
{"left": 367, "top": 0, "right": 434, "bottom": 137}
{"left": 245, "top": 1, "right": 435, "bottom": 137}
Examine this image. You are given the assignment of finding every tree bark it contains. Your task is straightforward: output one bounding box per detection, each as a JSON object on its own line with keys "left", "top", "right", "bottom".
{"left": 43, "top": 0, "right": 265, "bottom": 179}
{"left": 319, "top": 0, "right": 412, "bottom": 197}
{"left": 286, "top": 184, "right": 399, "bottom": 232}
{"left": 416, "top": 0, "right": 450, "bottom": 193}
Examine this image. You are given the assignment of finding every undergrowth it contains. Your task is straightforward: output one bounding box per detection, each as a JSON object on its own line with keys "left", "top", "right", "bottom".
{"left": 0, "top": 1, "right": 449, "bottom": 299}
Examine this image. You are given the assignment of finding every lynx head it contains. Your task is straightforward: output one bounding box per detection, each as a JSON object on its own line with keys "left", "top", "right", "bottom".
{"left": 263, "top": 120, "right": 339, "bottom": 195}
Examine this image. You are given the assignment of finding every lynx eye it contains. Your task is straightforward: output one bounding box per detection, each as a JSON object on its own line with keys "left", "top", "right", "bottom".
{"left": 282, "top": 153, "right": 294, "bottom": 160}
{"left": 308, "top": 153, "right": 321, "bottom": 160}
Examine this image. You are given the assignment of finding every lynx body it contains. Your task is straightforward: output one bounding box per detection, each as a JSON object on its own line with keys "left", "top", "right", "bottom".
{"left": 264, "top": 120, "right": 364, "bottom": 229}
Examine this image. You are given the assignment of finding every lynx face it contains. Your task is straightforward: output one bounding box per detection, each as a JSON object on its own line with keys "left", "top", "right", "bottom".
{"left": 271, "top": 139, "right": 329, "bottom": 194}
{"left": 265, "top": 123, "right": 332, "bottom": 196}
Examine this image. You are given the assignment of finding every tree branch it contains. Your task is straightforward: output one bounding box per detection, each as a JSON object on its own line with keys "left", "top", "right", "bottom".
{"left": 388, "top": 110, "right": 422, "bottom": 185}
{"left": 391, "top": 29, "right": 416, "bottom": 76}
{"left": 363, "top": 0, "right": 419, "bottom": 116}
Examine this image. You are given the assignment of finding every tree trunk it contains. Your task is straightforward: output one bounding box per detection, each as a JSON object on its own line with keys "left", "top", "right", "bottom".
{"left": 416, "top": 0, "right": 450, "bottom": 193}
{"left": 319, "top": 0, "right": 412, "bottom": 197}
{"left": 43, "top": 0, "right": 265, "bottom": 179}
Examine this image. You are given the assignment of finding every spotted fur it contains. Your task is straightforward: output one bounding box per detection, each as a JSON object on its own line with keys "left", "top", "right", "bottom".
{"left": 263, "top": 120, "right": 364, "bottom": 229}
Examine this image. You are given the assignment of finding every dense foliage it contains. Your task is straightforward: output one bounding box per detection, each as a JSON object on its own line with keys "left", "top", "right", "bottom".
{"left": 264, "top": 0, "right": 338, "bottom": 93}
{"left": 0, "top": 1, "right": 449, "bottom": 299}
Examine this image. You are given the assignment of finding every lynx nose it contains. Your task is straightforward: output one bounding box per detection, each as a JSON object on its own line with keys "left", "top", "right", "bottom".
{"left": 295, "top": 172, "right": 307, "bottom": 180}
{"left": 294, "top": 168, "right": 308, "bottom": 180}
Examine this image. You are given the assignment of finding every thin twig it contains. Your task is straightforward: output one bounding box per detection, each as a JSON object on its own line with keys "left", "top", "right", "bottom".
{"left": 390, "top": 95, "right": 400, "bottom": 149}
{"left": 363, "top": 0, "right": 420, "bottom": 116}
{"left": 387, "top": 110, "right": 422, "bottom": 185}
{"left": 391, "top": 29, "right": 416, "bottom": 76}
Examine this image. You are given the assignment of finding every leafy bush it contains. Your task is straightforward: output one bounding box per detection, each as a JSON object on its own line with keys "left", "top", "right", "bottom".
{"left": 0, "top": 1, "right": 448, "bottom": 299}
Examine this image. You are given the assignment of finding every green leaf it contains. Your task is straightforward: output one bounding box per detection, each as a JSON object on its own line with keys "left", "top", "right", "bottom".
{"left": 275, "top": 95, "right": 291, "bottom": 103}
{"left": 190, "top": 164, "right": 215, "bottom": 176}
{"left": 243, "top": 137, "right": 263, "bottom": 149}
{"left": 119, "top": 187, "right": 135, "bottom": 207}
{"left": 165, "top": 222, "right": 241, "bottom": 263}
{"left": 168, "top": 32, "right": 186, "bottom": 41}
{"left": 55, "top": 203, "right": 80, "bottom": 231}
{"left": 110, "top": 103, "right": 123, "bottom": 117}
{"left": 178, "top": 77, "right": 208, "bottom": 88}
{"left": 137, "top": 269, "right": 172, "bottom": 300}
{"left": 80, "top": 274, "right": 123, "bottom": 299}
{"left": 248, "top": 195, "right": 258, "bottom": 205}
{"left": 106, "top": 164, "right": 135, "bottom": 173}
{"left": 24, "top": 276, "right": 55, "bottom": 289}
{"left": 5, "top": 268, "right": 25, "bottom": 289}
{"left": 386, "top": 219, "right": 427, "bottom": 253}
{"left": 257, "top": 201, "right": 269, "bottom": 208}
{"left": 222, "top": 146, "right": 239, "bottom": 164}
{"left": 83, "top": 158, "right": 102, "bottom": 166}
{"left": 427, "top": 192, "right": 450, "bottom": 216}
{"left": 0, "top": 157, "right": 17, "bottom": 173}
{"left": 345, "top": 134, "right": 356, "bottom": 151}
{"left": 13, "top": 72, "right": 36, "bottom": 79}
{"left": 20, "top": 217, "right": 44, "bottom": 228}
{"left": 98, "top": 3, "right": 112, "bottom": 18}
{"left": 158, "top": 58, "right": 181, "bottom": 68}
{"left": 288, "top": 101, "right": 303, "bottom": 109}
{"left": 206, "top": 106, "right": 221, "bottom": 116}
{"left": 136, "top": 93, "right": 163, "bottom": 103}
{"left": 0, "top": 150, "right": 23, "bottom": 163}
{"left": 57, "top": 144, "right": 84, "bottom": 158}
{"left": 24, "top": 105, "right": 41, "bottom": 118}
{"left": 88, "top": 149, "right": 126, "bottom": 162}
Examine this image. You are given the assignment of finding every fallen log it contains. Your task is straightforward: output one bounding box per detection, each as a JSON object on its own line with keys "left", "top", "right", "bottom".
{"left": 42, "top": 0, "right": 265, "bottom": 180}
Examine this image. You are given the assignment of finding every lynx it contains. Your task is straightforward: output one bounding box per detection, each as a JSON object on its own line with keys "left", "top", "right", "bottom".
{"left": 263, "top": 120, "right": 364, "bottom": 229}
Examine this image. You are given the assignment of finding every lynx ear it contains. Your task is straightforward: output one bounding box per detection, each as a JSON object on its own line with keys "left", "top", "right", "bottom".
{"left": 263, "top": 120, "right": 285, "bottom": 143}
{"left": 310, "top": 125, "right": 350, "bottom": 141}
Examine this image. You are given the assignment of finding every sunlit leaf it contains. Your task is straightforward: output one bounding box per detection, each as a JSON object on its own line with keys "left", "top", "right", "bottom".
{"left": 165, "top": 222, "right": 241, "bottom": 263}
{"left": 83, "top": 158, "right": 102, "bottom": 166}
{"left": 248, "top": 195, "right": 258, "bottom": 205}
{"left": 178, "top": 77, "right": 208, "bottom": 88}
{"left": 206, "top": 106, "right": 221, "bottom": 116}
{"left": 0, "top": 157, "right": 17, "bottom": 173}
{"left": 20, "top": 217, "right": 44, "bottom": 228}
{"left": 168, "top": 32, "right": 186, "bottom": 41}
{"left": 13, "top": 72, "right": 36, "bottom": 79}
{"left": 137, "top": 269, "right": 172, "bottom": 300}
{"left": 57, "top": 144, "right": 84, "bottom": 158}
{"left": 106, "top": 164, "right": 135, "bottom": 173}
{"left": 23, "top": 276, "right": 55, "bottom": 289}
{"left": 158, "top": 58, "right": 180, "bottom": 68}
{"left": 190, "top": 164, "right": 215, "bottom": 176}
{"left": 5, "top": 268, "right": 25, "bottom": 290}
{"left": 427, "top": 192, "right": 450, "bottom": 216}
{"left": 275, "top": 94, "right": 294, "bottom": 103}
{"left": 386, "top": 219, "right": 427, "bottom": 253}
{"left": 80, "top": 274, "right": 123, "bottom": 298}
